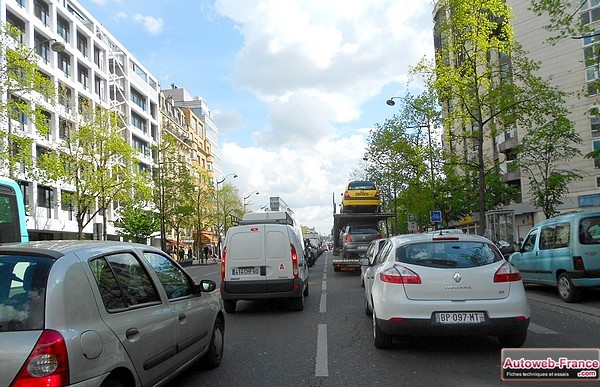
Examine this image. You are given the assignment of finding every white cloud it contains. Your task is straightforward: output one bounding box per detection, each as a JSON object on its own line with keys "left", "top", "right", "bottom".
{"left": 133, "top": 14, "right": 164, "bottom": 36}
{"left": 214, "top": 0, "right": 434, "bottom": 233}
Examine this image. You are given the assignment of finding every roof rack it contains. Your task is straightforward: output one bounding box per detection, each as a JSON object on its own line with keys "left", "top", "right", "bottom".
{"left": 239, "top": 211, "right": 295, "bottom": 226}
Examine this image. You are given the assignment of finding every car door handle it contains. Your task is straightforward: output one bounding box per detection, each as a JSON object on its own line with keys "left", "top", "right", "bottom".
{"left": 178, "top": 313, "right": 186, "bottom": 322}
{"left": 126, "top": 328, "right": 139, "bottom": 339}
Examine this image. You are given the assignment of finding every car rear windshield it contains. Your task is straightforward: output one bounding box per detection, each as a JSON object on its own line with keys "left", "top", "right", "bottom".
{"left": 348, "top": 181, "right": 376, "bottom": 190}
{"left": 395, "top": 241, "right": 504, "bottom": 268}
{"left": 0, "top": 255, "right": 53, "bottom": 331}
{"left": 349, "top": 226, "right": 379, "bottom": 234}
{"left": 579, "top": 216, "right": 600, "bottom": 245}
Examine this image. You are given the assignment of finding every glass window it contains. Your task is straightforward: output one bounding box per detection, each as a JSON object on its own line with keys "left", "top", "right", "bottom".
{"left": 77, "top": 32, "right": 88, "bottom": 57}
{"left": 539, "top": 226, "right": 555, "bottom": 250}
{"left": 554, "top": 223, "right": 571, "bottom": 248}
{"left": 144, "top": 252, "right": 192, "bottom": 299}
{"left": 131, "top": 88, "right": 146, "bottom": 111}
{"left": 521, "top": 229, "right": 538, "bottom": 252}
{"left": 376, "top": 241, "right": 393, "bottom": 264}
{"left": 131, "top": 112, "right": 147, "bottom": 133}
{"left": 593, "top": 140, "right": 600, "bottom": 168}
{"left": 0, "top": 256, "right": 52, "bottom": 331}
{"left": 37, "top": 185, "right": 52, "bottom": 209}
{"left": 397, "top": 241, "right": 503, "bottom": 268}
{"left": 90, "top": 253, "right": 160, "bottom": 311}
{"left": 57, "top": 15, "right": 70, "bottom": 42}
{"left": 579, "top": 216, "right": 600, "bottom": 244}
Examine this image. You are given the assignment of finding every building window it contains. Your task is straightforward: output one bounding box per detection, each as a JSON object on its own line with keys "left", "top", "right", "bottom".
{"left": 57, "top": 15, "right": 71, "bottom": 42}
{"left": 58, "top": 52, "right": 71, "bottom": 77}
{"left": 61, "top": 191, "right": 74, "bottom": 221}
{"left": 78, "top": 62, "right": 89, "bottom": 89}
{"left": 77, "top": 32, "right": 88, "bottom": 57}
{"left": 95, "top": 76, "right": 105, "bottom": 100}
{"left": 34, "top": 0, "right": 49, "bottom": 26}
{"left": 7, "top": 13, "right": 26, "bottom": 43}
{"left": 597, "top": 176, "right": 600, "bottom": 188}
{"left": 37, "top": 185, "right": 53, "bottom": 218}
{"left": 59, "top": 118, "right": 73, "bottom": 140}
{"left": 131, "top": 112, "right": 147, "bottom": 133}
{"left": 58, "top": 83, "right": 73, "bottom": 110}
{"left": 594, "top": 140, "right": 600, "bottom": 169}
{"left": 19, "top": 181, "right": 30, "bottom": 209}
{"left": 131, "top": 88, "right": 146, "bottom": 111}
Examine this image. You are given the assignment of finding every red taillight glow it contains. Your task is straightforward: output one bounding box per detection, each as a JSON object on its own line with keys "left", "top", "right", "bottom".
{"left": 374, "top": 191, "right": 380, "bottom": 199}
{"left": 377, "top": 234, "right": 382, "bottom": 239}
{"left": 12, "top": 329, "right": 69, "bottom": 387}
{"left": 345, "top": 235, "right": 352, "bottom": 242}
{"left": 344, "top": 191, "right": 350, "bottom": 199}
{"left": 380, "top": 265, "right": 421, "bottom": 284}
{"left": 494, "top": 262, "right": 522, "bottom": 282}
{"left": 221, "top": 246, "right": 227, "bottom": 281}
{"left": 573, "top": 256, "right": 585, "bottom": 271}
{"left": 291, "top": 244, "right": 299, "bottom": 279}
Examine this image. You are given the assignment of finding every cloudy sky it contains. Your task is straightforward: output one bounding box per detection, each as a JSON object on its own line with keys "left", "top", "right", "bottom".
{"left": 79, "top": 0, "right": 435, "bottom": 234}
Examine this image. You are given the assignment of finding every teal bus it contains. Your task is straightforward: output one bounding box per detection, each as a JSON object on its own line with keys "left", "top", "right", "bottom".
{"left": 0, "top": 176, "right": 29, "bottom": 243}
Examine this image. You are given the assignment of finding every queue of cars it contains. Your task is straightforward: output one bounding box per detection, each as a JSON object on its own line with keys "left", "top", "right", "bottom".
{"left": 0, "top": 241, "right": 224, "bottom": 387}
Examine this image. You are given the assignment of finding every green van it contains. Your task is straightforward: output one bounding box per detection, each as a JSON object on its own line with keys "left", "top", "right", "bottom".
{"left": 509, "top": 210, "right": 600, "bottom": 302}
{"left": 0, "top": 176, "right": 29, "bottom": 243}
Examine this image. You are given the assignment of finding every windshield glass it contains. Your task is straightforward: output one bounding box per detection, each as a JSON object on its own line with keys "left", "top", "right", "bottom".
{"left": 0, "top": 256, "right": 52, "bottom": 331}
{"left": 579, "top": 216, "right": 600, "bottom": 245}
{"left": 395, "top": 241, "right": 504, "bottom": 268}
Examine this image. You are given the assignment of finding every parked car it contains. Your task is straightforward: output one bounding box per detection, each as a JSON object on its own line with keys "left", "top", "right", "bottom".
{"left": 340, "top": 224, "right": 382, "bottom": 260}
{"left": 341, "top": 180, "right": 381, "bottom": 213}
{"left": 362, "top": 233, "right": 530, "bottom": 349}
{"left": 509, "top": 210, "right": 600, "bottom": 303}
{"left": 0, "top": 240, "right": 224, "bottom": 387}
{"left": 360, "top": 238, "right": 388, "bottom": 287}
{"left": 221, "top": 211, "right": 309, "bottom": 313}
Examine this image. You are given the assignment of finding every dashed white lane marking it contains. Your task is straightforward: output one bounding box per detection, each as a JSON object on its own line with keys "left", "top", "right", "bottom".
{"left": 315, "top": 324, "right": 329, "bottom": 377}
{"left": 528, "top": 322, "right": 558, "bottom": 334}
{"left": 319, "top": 292, "right": 327, "bottom": 313}
{"left": 322, "top": 281, "right": 327, "bottom": 291}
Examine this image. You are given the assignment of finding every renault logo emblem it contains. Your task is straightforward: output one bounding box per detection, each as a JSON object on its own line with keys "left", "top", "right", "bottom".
{"left": 453, "top": 273, "right": 462, "bottom": 283}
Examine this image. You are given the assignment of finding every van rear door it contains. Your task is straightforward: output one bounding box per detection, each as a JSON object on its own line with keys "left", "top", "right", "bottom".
{"left": 226, "top": 225, "right": 267, "bottom": 292}
{"left": 265, "top": 225, "right": 295, "bottom": 292}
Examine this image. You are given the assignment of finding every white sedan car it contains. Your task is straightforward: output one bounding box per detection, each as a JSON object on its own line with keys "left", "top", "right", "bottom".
{"left": 362, "top": 232, "right": 530, "bottom": 349}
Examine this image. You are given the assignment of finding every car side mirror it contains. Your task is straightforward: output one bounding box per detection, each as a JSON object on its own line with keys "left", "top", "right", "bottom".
{"left": 359, "top": 258, "right": 369, "bottom": 266}
{"left": 195, "top": 279, "right": 217, "bottom": 294}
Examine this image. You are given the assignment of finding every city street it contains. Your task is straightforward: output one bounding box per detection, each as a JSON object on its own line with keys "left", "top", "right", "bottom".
{"left": 172, "top": 252, "right": 600, "bottom": 386}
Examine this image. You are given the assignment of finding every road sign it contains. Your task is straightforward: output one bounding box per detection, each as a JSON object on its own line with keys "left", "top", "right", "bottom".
{"left": 430, "top": 210, "right": 442, "bottom": 223}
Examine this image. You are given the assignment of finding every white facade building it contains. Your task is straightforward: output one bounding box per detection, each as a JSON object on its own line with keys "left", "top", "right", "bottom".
{"left": 2, "top": 0, "right": 159, "bottom": 239}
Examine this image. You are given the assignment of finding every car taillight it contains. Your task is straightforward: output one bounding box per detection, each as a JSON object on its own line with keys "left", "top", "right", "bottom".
{"left": 221, "top": 247, "right": 227, "bottom": 281}
{"left": 12, "top": 329, "right": 69, "bottom": 387}
{"left": 374, "top": 191, "right": 380, "bottom": 199}
{"left": 380, "top": 265, "right": 421, "bottom": 284}
{"left": 573, "top": 256, "right": 585, "bottom": 271}
{"left": 345, "top": 234, "right": 353, "bottom": 242}
{"left": 291, "top": 244, "right": 299, "bottom": 279}
{"left": 344, "top": 191, "right": 350, "bottom": 199}
{"left": 377, "top": 234, "right": 382, "bottom": 239}
{"left": 494, "top": 262, "right": 522, "bottom": 282}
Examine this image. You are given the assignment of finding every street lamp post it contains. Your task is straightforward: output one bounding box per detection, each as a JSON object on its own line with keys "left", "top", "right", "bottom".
{"left": 216, "top": 173, "right": 237, "bottom": 257}
{"left": 243, "top": 191, "right": 259, "bottom": 212}
{"left": 6, "top": 37, "right": 65, "bottom": 178}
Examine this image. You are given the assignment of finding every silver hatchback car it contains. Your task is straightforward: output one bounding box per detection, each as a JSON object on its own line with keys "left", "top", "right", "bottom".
{"left": 0, "top": 240, "right": 224, "bottom": 387}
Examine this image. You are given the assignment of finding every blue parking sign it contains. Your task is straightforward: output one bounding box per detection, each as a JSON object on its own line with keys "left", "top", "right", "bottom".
{"left": 430, "top": 210, "right": 442, "bottom": 223}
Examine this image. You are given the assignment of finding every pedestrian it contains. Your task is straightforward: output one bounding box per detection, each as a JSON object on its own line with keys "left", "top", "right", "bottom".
{"left": 203, "top": 245, "right": 209, "bottom": 264}
{"left": 178, "top": 247, "right": 185, "bottom": 261}
{"left": 188, "top": 248, "right": 193, "bottom": 261}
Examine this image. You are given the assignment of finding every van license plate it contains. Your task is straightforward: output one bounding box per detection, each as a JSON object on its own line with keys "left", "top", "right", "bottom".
{"left": 434, "top": 312, "right": 485, "bottom": 324}
{"left": 233, "top": 267, "right": 259, "bottom": 275}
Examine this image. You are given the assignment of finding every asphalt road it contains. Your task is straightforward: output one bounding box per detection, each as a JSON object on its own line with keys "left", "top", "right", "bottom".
{"left": 171, "top": 252, "right": 600, "bottom": 386}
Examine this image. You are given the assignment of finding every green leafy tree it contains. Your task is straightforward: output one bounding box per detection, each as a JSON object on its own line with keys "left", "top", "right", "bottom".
{"left": 1, "top": 23, "right": 55, "bottom": 178}
{"left": 516, "top": 114, "right": 582, "bottom": 218}
{"left": 413, "top": 0, "right": 571, "bottom": 236}
{"left": 39, "top": 106, "right": 145, "bottom": 239}
{"left": 114, "top": 202, "right": 160, "bottom": 243}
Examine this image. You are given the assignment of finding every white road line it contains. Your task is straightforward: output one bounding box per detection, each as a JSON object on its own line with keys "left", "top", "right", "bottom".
{"left": 322, "top": 280, "right": 327, "bottom": 291}
{"left": 315, "top": 324, "right": 329, "bottom": 377}
{"left": 319, "top": 292, "right": 326, "bottom": 313}
{"left": 528, "top": 322, "right": 558, "bottom": 334}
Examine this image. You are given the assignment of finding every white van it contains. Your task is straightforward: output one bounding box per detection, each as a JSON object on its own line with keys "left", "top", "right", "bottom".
{"left": 220, "top": 211, "right": 309, "bottom": 312}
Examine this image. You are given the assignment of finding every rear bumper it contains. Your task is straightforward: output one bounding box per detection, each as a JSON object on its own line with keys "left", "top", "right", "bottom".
{"left": 376, "top": 316, "right": 530, "bottom": 337}
{"left": 220, "top": 278, "right": 305, "bottom": 301}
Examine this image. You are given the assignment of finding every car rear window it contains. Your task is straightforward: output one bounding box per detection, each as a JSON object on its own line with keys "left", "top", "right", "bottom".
{"left": 349, "top": 226, "right": 379, "bottom": 234}
{"left": 0, "top": 256, "right": 53, "bottom": 331}
{"left": 579, "top": 216, "right": 600, "bottom": 245}
{"left": 395, "top": 241, "right": 504, "bottom": 268}
{"left": 348, "top": 181, "right": 376, "bottom": 190}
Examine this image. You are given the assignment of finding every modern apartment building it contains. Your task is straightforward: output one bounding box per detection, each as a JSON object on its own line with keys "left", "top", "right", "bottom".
{"left": 434, "top": 0, "right": 600, "bottom": 241}
{"left": 2, "top": 0, "right": 160, "bottom": 239}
